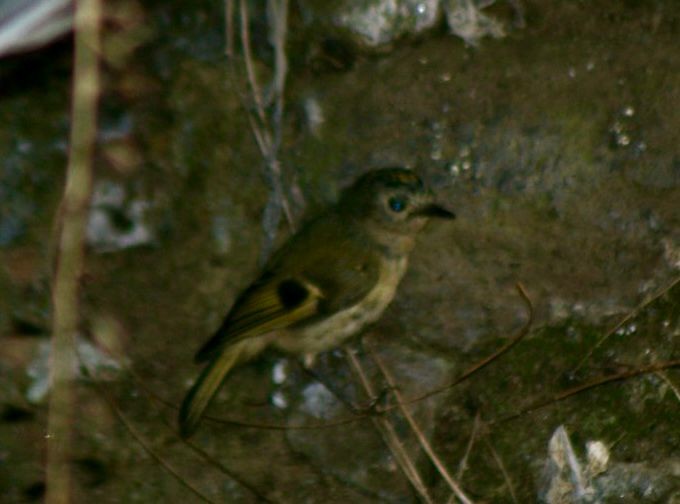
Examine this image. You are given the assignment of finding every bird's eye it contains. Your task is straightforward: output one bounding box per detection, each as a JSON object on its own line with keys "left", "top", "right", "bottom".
{"left": 388, "top": 196, "right": 408, "bottom": 213}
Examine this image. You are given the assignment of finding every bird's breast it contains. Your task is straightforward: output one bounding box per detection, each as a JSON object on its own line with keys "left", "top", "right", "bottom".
{"left": 274, "top": 256, "right": 409, "bottom": 355}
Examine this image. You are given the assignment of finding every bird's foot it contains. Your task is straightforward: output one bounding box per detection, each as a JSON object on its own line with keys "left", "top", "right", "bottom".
{"left": 350, "top": 386, "right": 395, "bottom": 416}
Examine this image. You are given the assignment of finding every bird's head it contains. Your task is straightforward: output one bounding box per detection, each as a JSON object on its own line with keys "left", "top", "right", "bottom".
{"left": 339, "top": 167, "right": 455, "bottom": 235}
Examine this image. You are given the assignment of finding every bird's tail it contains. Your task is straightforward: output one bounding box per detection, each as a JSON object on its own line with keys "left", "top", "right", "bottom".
{"left": 178, "top": 341, "right": 246, "bottom": 438}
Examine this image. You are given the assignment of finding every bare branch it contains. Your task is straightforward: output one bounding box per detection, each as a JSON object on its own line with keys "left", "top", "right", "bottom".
{"left": 368, "top": 344, "right": 474, "bottom": 504}
{"left": 235, "top": 0, "right": 295, "bottom": 256}
{"left": 46, "top": 0, "right": 101, "bottom": 502}
{"left": 75, "top": 342, "right": 274, "bottom": 500}
{"left": 456, "top": 411, "right": 481, "bottom": 481}
{"left": 89, "top": 377, "right": 219, "bottom": 504}
{"left": 484, "top": 436, "right": 518, "bottom": 504}
{"left": 225, "top": 0, "right": 234, "bottom": 58}
{"left": 496, "top": 359, "right": 680, "bottom": 423}
{"left": 395, "top": 283, "right": 533, "bottom": 409}
{"left": 239, "top": 0, "right": 266, "bottom": 124}
{"left": 267, "top": 0, "right": 288, "bottom": 153}
{"left": 571, "top": 275, "right": 680, "bottom": 375}
{"left": 346, "top": 349, "right": 435, "bottom": 504}
{"left": 655, "top": 371, "right": 680, "bottom": 403}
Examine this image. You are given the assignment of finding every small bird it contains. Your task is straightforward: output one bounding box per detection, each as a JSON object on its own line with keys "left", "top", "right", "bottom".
{"left": 179, "top": 167, "right": 454, "bottom": 437}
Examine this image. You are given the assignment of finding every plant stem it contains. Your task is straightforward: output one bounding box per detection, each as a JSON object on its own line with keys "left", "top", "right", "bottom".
{"left": 45, "top": 0, "right": 101, "bottom": 502}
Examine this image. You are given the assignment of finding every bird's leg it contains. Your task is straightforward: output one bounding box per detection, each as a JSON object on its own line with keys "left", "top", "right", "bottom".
{"left": 359, "top": 386, "right": 392, "bottom": 415}
{"left": 345, "top": 345, "right": 399, "bottom": 415}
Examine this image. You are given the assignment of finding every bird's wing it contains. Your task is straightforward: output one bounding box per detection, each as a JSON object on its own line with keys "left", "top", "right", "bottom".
{"left": 194, "top": 217, "right": 379, "bottom": 363}
{"left": 193, "top": 274, "right": 322, "bottom": 362}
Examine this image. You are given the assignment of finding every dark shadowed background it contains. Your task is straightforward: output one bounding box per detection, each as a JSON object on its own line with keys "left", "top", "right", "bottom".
{"left": 0, "top": 0, "right": 679, "bottom": 502}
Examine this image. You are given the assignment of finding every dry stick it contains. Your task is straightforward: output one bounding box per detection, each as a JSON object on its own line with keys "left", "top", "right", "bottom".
{"left": 179, "top": 440, "right": 277, "bottom": 503}
{"left": 122, "top": 357, "right": 362, "bottom": 431}
{"left": 268, "top": 0, "right": 288, "bottom": 153}
{"left": 236, "top": 0, "right": 294, "bottom": 233}
{"left": 239, "top": 0, "right": 267, "bottom": 124}
{"left": 161, "top": 419, "right": 276, "bottom": 503}
{"left": 346, "top": 349, "right": 435, "bottom": 504}
{"left": 571, "top": 274, "right": 680, "bottom": 375}
{"left": 655, "top": 371, "right": 680, "bottom": 403}
{"left": 209, "top": 401, "right": 361, "bottom": 430}
{"left": 224, "top": 1, "right": 268, "bottom": 154}
{"left": 263, "top": 0, "right": 295, "bottom": 230}
{"left": 85, "top": 375, "right": 218, "bottom": 504}
{"left": 236, "top": 0, "right": 274, "bottom": 186}
{"left": 495, "top": 359, "right": 680, "bottom": 424}
{"left": 223, "top": 4, "right": 263, "bottom": 137}
{"left": 45, "top": 1, "right": 101, "bottom": 503}
{"left": 225, "top": 0, "right": 234, "bottom": 58}
{"left": 456, "top": 411, "right": 481, "bottom": 481}
{"left": 245, "top": 107, "right": 271, "bottom": 156}
{"left": 483, "top": 437, "right": 518, "bottom": 504}
{"left": 368, "top": 345, "right": 474, "bottom": 504}
{"left": 266, "top": 157, "right": 296, "bottom": 234}
{"left": 74, "top": 348, "right": 271, "bottom": 502}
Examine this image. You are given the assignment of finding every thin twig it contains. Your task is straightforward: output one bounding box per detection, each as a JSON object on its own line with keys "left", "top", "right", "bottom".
{"left": 223, "top": 1, "right": 267, "bottom": 153}
{"left": 245, "top": 108, "right": 271, "bottom": 156}
{"left": 368, "top": 344, "right": 474, "bottom": 504}
{"left": 456, "top": 411, "right": 481, "bottom": 481}
{"left": 45, "top": 1, "right": 101, "bottom": 502}
{"left": 163, "top": 419, "right": 276, "bottom": 502}
{"left": 239, "top": 0, "right": 267, "bottom": 124}
{"left": 346, "top": 349, "right": 434, "bottom": 504}
{"left": 571, "top": 275, "right": 680, "bottom": 375}
{"left": 121, "top": 356, "right": 364, "bottom": 431}
{"left": 268, "top": 157, "right": 295, "bottom": 231}
{"left": 495, "top": 359, "right": 680, "bottom": 424}
{"left": 76, "top": 349, "right": 272, "bottom": 501}
{"left": 655, "top": 371, "right": 680, "bottom": 403}
{"left": 483, "top": 436, "right": 518, "bottom": 504}
{"left": 263, "top": 0, "right": 295, "bottom": 233}
{"left": 89, "top": 377, "right": 218, "bottom": 504}
{"left": 225, "top": 0, "right": 234, "bottom": 58}
{"left": 394, "top": 283, "right": 533, "bottom": 409}
{"left": 267, "top": 0, "right": 288, "bottom": 154}
{"left": 236, "top": 0, "right": 295, "bottom": 249}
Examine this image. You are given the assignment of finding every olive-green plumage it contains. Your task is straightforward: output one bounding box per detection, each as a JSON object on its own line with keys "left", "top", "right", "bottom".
{"left": 178, "top": 168, "right": 454, "bottom": 437}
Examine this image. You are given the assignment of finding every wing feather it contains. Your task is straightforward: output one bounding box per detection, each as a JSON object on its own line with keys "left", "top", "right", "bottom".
{"left": 194, "top": 276, "right": 321, "bottom": 362}
{"left": 195, "top": 213, "right": 379, "bottom": 362}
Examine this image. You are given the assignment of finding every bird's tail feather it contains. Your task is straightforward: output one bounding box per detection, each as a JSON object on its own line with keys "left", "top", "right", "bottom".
{"left": 178, "top": 342, "right": 245, "bottom": 438}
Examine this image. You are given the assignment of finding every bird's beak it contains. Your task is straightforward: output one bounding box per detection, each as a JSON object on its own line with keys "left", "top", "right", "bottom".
{"left": 413, "top": 203, "right": 456, "bottom": 219}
